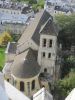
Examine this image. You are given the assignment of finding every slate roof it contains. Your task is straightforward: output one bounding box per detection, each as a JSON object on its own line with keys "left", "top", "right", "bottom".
{"left": 11, "top": 48, "right": 40, "bottom": 78}
{"left": 18, "top": 10, "right": 44, "bottom": 45}
{"left": 5, "top": 42, "right": 16, "bottom": 54}
{"left": 18, "top": 10, "right": 57, "bottom": 51}
{"left": 40, "top": 18, "right": 58, "bottom": 36}
{"left": 31, "top": 10, "right": 52, "bottom": 45}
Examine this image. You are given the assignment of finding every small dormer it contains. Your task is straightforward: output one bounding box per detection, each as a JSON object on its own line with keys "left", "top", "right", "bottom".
{"left": 38, "top": 17, "right": 58, "bottom": 75}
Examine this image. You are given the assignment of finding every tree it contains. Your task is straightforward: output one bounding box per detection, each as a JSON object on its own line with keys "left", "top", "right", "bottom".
{"left": 32, "top": 0, "right": 44, "bottom": 12}
{"left": 51, "top": 13, "right": 75, "bottom": 100}
{"left": 29, "top": 0, "right": 37, "bottom": 4}
{"left": 54, "top": 71, "right": 75, "bottom": 100}
{"left": 37, "top": 0, "right": 44, "bottom": 8}
{"left": 0, "top": 31, "right": 12, "bottom": 46}
{"left": 55, "top": 14, "right": 75, "bottom": 50}
{"left": 11, "top": 34, "right": 21, "bottom": 42}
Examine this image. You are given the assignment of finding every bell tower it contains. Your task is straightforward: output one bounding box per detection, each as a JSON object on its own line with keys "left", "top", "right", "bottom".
{"left": 38, "top": 18, "right": 58, "bottom": 78}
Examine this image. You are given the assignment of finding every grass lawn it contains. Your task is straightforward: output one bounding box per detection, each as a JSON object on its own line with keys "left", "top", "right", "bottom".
{"left": 0, "top": 47, "right": 5, "bottom": 71}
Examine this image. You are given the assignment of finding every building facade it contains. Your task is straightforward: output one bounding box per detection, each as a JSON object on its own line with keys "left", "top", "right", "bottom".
{"left": 0, "top": 72, "right": 53, "bottom": 100}
{"left": 3, "top": 10, "right": 60, "bottom": 97}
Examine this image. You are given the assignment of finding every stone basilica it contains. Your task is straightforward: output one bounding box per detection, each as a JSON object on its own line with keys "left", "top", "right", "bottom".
{"left": 3, "top": 10, "right": 61, "bottom": 97}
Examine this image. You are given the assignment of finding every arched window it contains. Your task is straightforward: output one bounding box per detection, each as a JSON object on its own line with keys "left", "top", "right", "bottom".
{"left": 43, "top": 39, "right": 46, "bottom": 47}
{"left": 48, "top": 53, "right": 51, "bottom": 58}
{"left": 44, "top": 68, "right": 47, "bottom": 72}
{"left": 20, "top": 81, "right": 24, "bottom": 92}
{"left": 7, "top": 79, "right": 9, "bottom": 82}
{"left": 32, "top": 80, "right": 35, "bottom": 90}
{"left": 42, "top": 85, "right": 45, "bottom": 88}
{"left": 49, "top": 39, "right": 52, "bottom": 47}
{"left": 42, "top": 52, "right": 45, "bottom": 58}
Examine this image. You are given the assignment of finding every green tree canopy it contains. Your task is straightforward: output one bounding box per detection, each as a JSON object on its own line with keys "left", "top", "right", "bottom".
{"left": 55, "top": 70, "right": 75, "bottom": 99}
{"left": 0, "top": 31, "right": 12, "bottom": 46}
{"left": 55, "top": 14, "right": 75, "bottom": 50}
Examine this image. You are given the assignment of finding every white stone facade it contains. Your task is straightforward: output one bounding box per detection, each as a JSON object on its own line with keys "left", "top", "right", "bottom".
{"left": 38, "top": 34, "right": 57, "bottom": 76}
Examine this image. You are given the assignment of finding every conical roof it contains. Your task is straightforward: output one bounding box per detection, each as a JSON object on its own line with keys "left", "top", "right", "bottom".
{"left": 11, "top": 48, "right": 40, "bottom": 78}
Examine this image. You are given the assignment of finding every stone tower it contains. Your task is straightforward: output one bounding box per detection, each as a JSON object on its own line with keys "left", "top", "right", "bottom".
{"left": 38, "top": 17, "right": 58, "bottom": 81}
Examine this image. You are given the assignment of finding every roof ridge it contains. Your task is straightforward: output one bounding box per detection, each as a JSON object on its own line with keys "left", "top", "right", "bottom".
{"left": 39, "top": 17, "right": 52, "bottom": 33}
{"left": 40, "top": 18, "right": 57, "bottom": 36}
